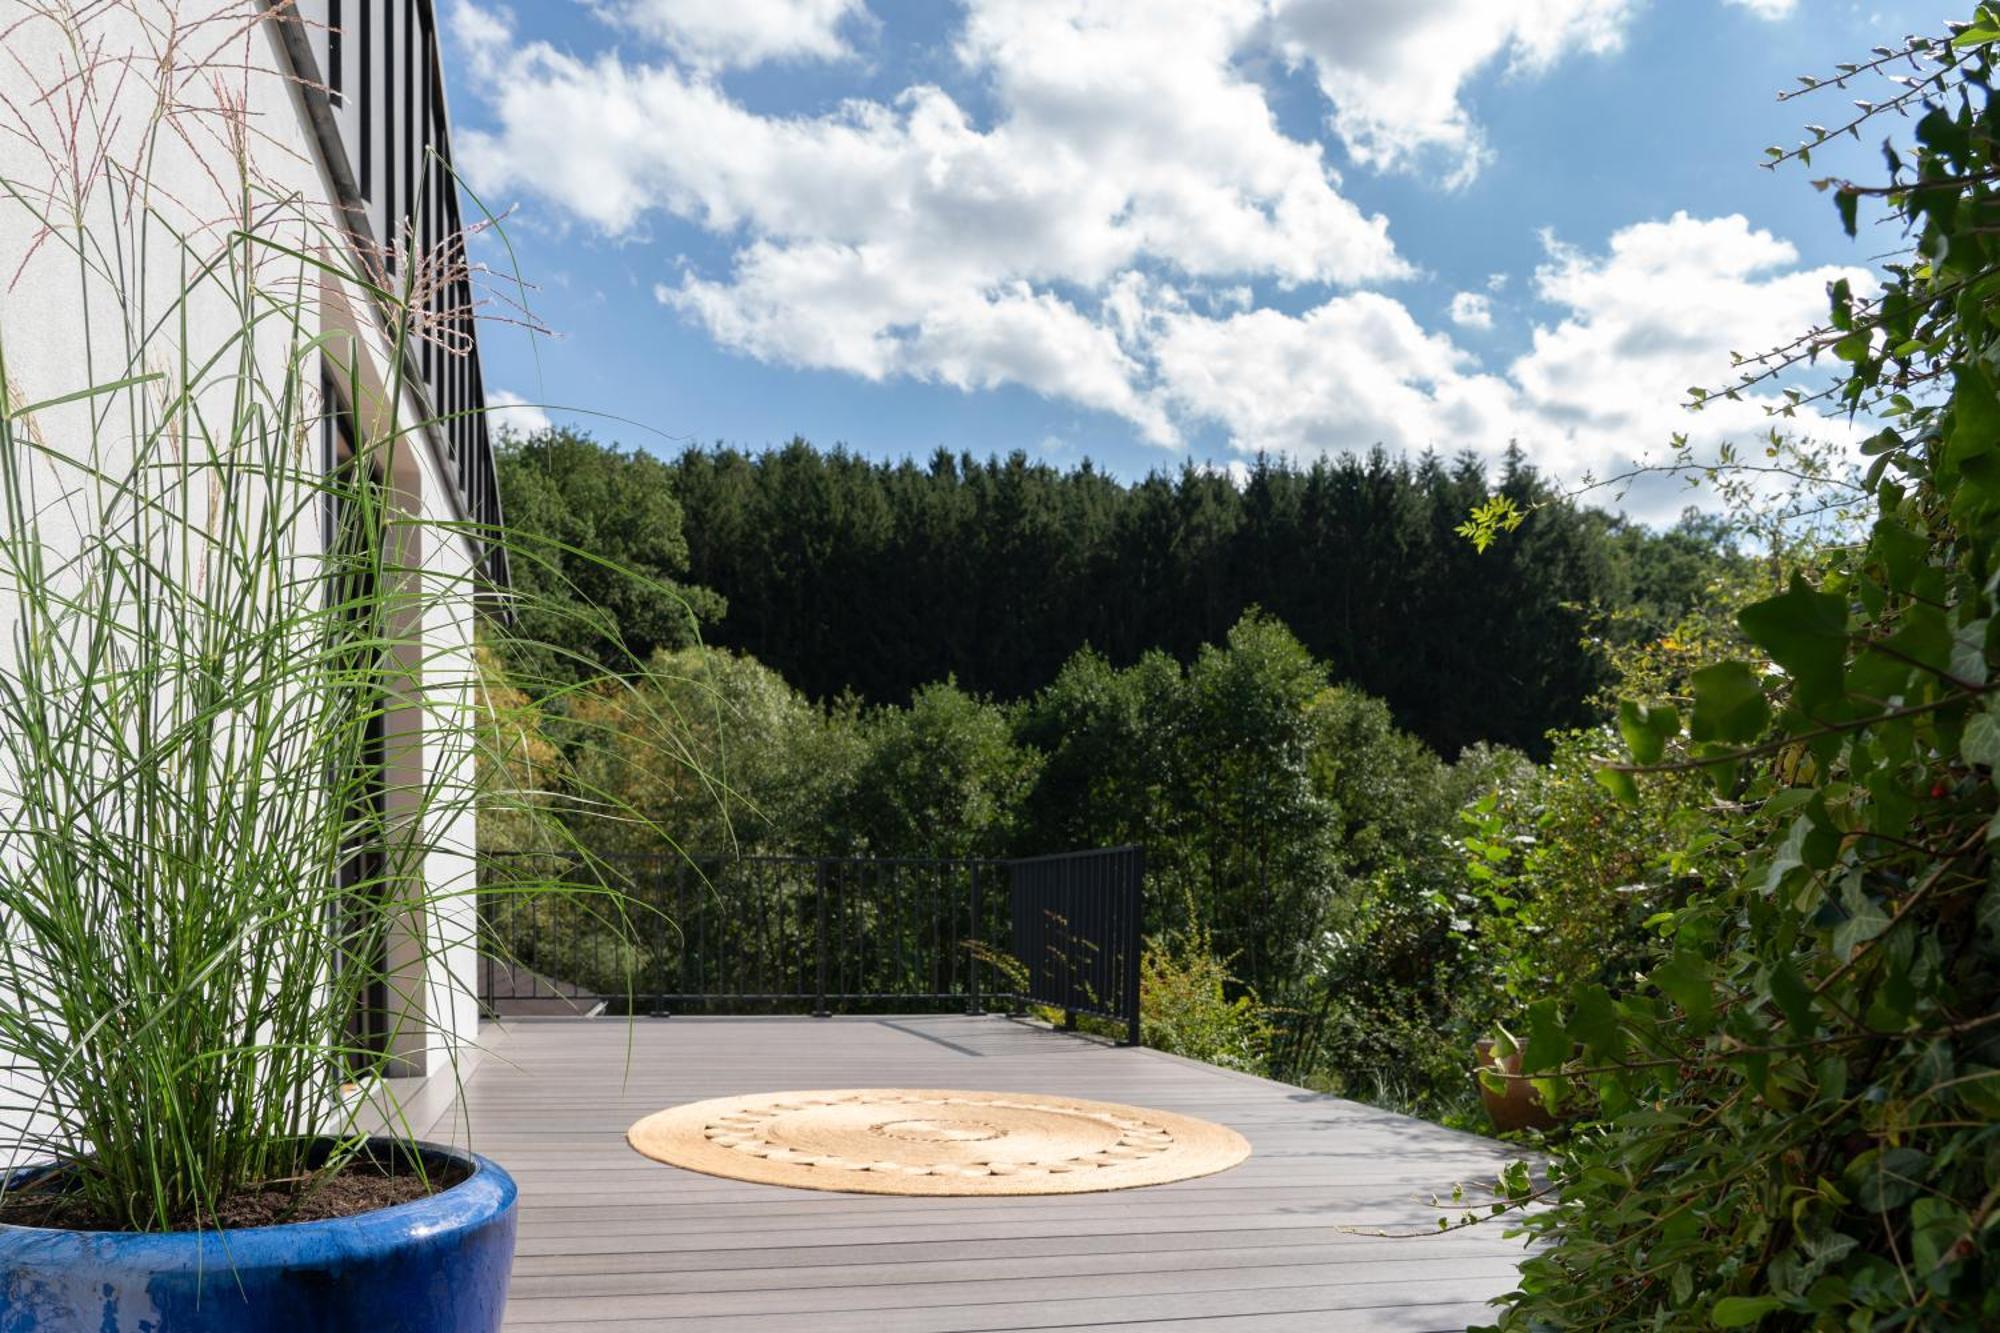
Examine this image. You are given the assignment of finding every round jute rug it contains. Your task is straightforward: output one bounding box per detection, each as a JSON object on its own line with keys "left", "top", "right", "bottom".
{"left": 626, "top": 1088, "right": 1252, "bottom": 1196}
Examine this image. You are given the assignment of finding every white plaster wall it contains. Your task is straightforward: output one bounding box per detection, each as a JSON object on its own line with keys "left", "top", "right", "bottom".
{"left": 0, "top": 0, "right": 487, "bottom": 1153}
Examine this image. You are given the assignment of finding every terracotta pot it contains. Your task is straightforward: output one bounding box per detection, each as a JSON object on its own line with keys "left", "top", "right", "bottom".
{"left": 1474, "top": 1038, "right": 1558, "bottom": 1133}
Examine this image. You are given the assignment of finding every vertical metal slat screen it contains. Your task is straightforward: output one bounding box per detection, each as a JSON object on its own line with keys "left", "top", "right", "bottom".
{"left": 1008, "top": 846, "right": 1143, "bottom": 1046}
{"left": 269, "top": 0, "right": 511, "bottom": 598}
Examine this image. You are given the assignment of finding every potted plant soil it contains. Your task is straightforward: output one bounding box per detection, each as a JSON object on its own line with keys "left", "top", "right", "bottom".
{"left": 0, "top": 6, "right": 619, "bottom": 1327}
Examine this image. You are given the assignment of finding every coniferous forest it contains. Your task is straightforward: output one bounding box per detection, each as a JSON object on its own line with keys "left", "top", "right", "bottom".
{"left": 505, "top": 433, "right": 1735, "bottom": 758}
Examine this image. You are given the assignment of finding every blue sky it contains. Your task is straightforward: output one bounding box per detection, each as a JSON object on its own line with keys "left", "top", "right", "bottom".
{"left": 441, "top": 1, "right": 1943, "bottom": 517}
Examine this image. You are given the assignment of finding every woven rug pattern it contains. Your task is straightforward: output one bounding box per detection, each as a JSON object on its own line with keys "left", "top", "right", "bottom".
{"left": 626, "top": 1088, "right": 1252, "bottom": 1195}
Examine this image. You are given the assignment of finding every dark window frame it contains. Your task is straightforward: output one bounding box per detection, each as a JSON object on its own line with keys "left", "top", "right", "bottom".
{"left": 321, "top": 375, "right": 391, "bottom": 1068}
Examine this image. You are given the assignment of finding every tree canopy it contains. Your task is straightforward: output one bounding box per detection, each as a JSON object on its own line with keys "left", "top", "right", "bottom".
{"left": 649, "top": 440, "right": 1731, "bottom": 757}
{"left": 495, "top": 429, "right": 723, "bottom": 681}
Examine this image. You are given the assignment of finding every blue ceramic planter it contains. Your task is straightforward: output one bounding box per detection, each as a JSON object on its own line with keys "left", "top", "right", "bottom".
{"left": 0, "top": 1140, "right": 516, "bottom": 1333}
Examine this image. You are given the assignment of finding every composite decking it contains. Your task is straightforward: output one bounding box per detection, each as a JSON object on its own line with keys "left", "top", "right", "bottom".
{"left": 414, "top": 1016, "right": 1528, "bottom": 1331}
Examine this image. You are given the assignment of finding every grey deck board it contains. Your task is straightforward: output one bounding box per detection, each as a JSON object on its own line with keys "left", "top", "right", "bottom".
{"left": 421, "top": 1015, "right": 1524, "bottom": 1330}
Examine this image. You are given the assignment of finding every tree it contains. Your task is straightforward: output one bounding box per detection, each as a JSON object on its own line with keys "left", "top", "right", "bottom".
{"left": 1174, "top": 614, "right": 1341, "bottom": 998}
{"left": 563, "top": 647, "right": 862, "bottom": 857}
{"left": 497, "top": 428, "right": 723, "bottom": 682}
{"left": 1016, "top": 613, "right": 1452, "bottom": 1009}
{"left": 839, "top": 682, "right": 1040, "bottom": 859}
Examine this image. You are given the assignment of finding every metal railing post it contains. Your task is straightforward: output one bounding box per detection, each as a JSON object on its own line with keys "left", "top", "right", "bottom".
{"left": 474, "top": 881, "right": 491, "bottom": 1011}
{"left": 650, "top": 859, "right": 672, "bottom": 1017}
{"left": 812, "top": 860, "right": 830, "bottom": 1018}
{"left": 1063, "top": 860, "right": 1079, "bottom": 1031}
{"left": 1123, "top": 848, "right": 1144, "bottom": 1047}
{"left": 967, "top": 861, "right": 985, "bottom": 1016}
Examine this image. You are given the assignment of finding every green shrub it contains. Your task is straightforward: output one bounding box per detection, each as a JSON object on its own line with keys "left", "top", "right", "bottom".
{"left": 1460, "top": 728, "right": 1709, "bottom": 1008}
{"left": 1138, "top": 922, "right": 1273, "bottom": 1075}
{"left": 1293, "top": 980, "right": 1487, "bottom": 1130}
{"left": 1479, "top": 14, "right": 2000, "bottom": 1327}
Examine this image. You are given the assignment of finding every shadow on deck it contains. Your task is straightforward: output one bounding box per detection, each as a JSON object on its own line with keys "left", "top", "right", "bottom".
{"left": 414, "top": 1015, "right": 1527, "bottom": 1332}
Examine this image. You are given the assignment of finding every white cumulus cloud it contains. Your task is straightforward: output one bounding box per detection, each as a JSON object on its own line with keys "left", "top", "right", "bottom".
{"left": 487, "top": 389, "right": 553, "bottom": 437}
{"left": 454, "top": 0, "right": 1404, "bottom": 442}
{"left": 1508, "top": 212, "right": 1854, "bottom": 459}
{"left": 1722, "top": 0, "right": 1796, "bottom": 18}
{"left": 597, "top": 0, "right": 870, "bottom": 69}
{"left": 1149, "top": 213, "right": 1869, "bottom": 507}
{"left": 1153, "top": 291, "right": 1519, "bottom": 461}
{"left": 1267, "top": 0, "right": 1638, "bottom": 186}
{"left": 1450, "top": 291, "right": 1495, "bottom": 329}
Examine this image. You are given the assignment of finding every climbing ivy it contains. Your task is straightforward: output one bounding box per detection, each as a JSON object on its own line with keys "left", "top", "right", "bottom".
{"left": 1483, "top": 12, "right": 2000, "bottom": 1329}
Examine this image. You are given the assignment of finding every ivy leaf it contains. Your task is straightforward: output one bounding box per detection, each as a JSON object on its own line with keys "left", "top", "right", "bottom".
{"left": 1758, "top": 816, "right": 1812, "bottom": 895}
{"left": 1650, "top": 951, "right": 1716, "bottom": 1032}
{"left": 1832, "top": 879, "right": 1891, "bottom": 960}
{"left": 1948, "top": 364, "right": 2000, "bottom": 465}
{"left": 1962, "top": 699, "right": 2000, "bottom": 769}
{"left": 1951, "top": 616, "right": 1990, "bottom": 685}
{"left": 1568, "top": 983, "right": 1626, "bottom": 1061}
{"left": 1618, "top": 700, "right": 1681, "bottom": 766}
{"left": 1690, "top": 661, "right": 1772, "bottom": 744}
{"left": 1737, "top": 575, "right": 1849, "bottom": 709}
{"left": 1762, "top": 787, "right": 1816, "bottom": 819}
{"left": 1798, "top": 1230, "right": 1858, "bottom": 1271}
{"left": 1869, "top": 516, "right": 1927, "bottom": 588}
{"left": 1768, "top": 957, "right": 1817, "bottom": 1036}
{"left": 1835, "top": 188, "right": 1859, "bottom": 238}
{"left": 1524, "top": 997, "right": 1569, "bottom": 1074}
{"left": 1594, "top": 765, "right": 1639, "bottom": 807}
{"left": 1712, "top": 1296, "right": 1786, "bottom": 1327}
{"left": 1859, "top": 427, "right": 1903, "bottom": 456}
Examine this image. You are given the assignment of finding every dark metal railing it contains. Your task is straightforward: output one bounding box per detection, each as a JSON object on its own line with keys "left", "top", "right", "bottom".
{"left": 478, "top": 848, "right": 1144, "bottom": 1043}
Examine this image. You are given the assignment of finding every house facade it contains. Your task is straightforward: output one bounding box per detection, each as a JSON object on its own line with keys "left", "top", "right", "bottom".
{"left": 0, "top": 0, "right": 503, "bottom": 1093}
